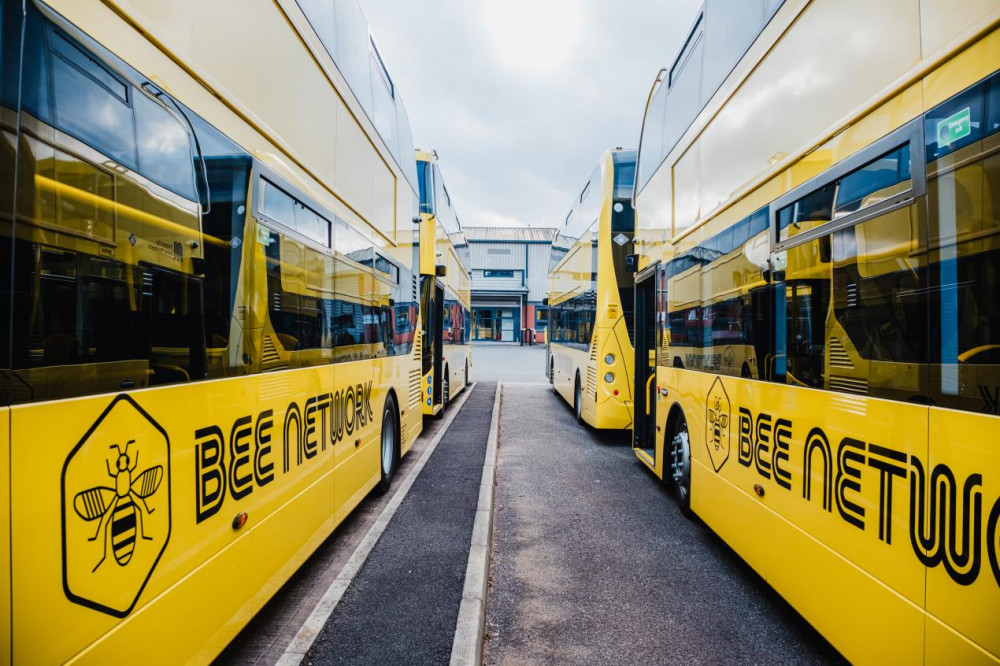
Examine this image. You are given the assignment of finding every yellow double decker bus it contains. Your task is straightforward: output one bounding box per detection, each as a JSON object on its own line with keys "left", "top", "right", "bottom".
{"left": 416, "top": 149, "right": 472, "bottom": 416}
{"left": 632, "top": 0, "right": 1000, "bottom": 662}
{"left": 548, "top": 149, "right": 636, "bottom": 428}
{"left": 0, "top": 0, "right": 425, "bottom": 661}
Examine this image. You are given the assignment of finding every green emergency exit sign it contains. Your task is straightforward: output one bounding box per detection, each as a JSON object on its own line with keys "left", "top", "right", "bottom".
{"left": 937, "top": 107, "right": 972, "bottom": 147}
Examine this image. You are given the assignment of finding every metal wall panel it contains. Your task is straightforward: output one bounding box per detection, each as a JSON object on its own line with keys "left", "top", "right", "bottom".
{"left": 468, "top": 242, "right": 527, "bottom": 270}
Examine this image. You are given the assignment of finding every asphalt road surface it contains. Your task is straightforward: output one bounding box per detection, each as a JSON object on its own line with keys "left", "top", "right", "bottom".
{"left": 485, "top": 383, "right": 845, "bottom": 665}
{"left": 472, "top": 343, "right": 547, "bottom": 383}
{"left": 304, "top": 382, "right": 497, "bottom": 665}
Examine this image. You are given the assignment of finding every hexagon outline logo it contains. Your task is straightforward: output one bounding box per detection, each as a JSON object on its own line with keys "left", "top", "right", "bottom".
{"left": 705, "top": 377, "right": 731, "bottom": 472}
{"left": 61, "top": 394, "right": 171, "bottom": 618}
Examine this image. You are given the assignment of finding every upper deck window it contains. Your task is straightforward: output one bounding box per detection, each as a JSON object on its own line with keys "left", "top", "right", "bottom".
{"left": 370, "top": 39, "right": 393, "bottom": 98}
{"left": 612, "top": 151, "right": 637, "bottom": 200}
{"left": 418, "top": 160, "right": 434, "bottom": 214}
{"left": 669, "top": 13, "right": 703, "bottom": 88}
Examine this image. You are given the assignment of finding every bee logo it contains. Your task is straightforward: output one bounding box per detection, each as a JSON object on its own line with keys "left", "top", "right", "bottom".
{"left": 705, "top": 377, "right": 731, "bottom": 472}
{"left": 73, "top": 440, "right": 163, "bottom": 572}
{"left": 708, "top": 398, "right": 729, "bottom": 451}
{"left": 63, "top": 394, "right": 171, "bottom": 618}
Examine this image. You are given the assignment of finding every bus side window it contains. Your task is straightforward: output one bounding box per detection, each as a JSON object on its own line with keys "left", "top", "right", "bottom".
{"left": 134, "top": 92, "right": 197, "bottom": 200}
{"left": 927, "top": 139, "right": 1000, "bottom": 412}
{"left": 49, "top": 30, "right": 137, "bottom": 167}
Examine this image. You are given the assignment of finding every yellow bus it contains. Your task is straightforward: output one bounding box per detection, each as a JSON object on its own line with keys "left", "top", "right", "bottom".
{"left": 631, "top": 0, "right": 1000, "bottom": 662}
{"left": 416, "top": 149, "right": 472, "bottom": 415}
{"left": 0, "top": 0, "right": 425, "bottom": 661}
{"left": 548, "top": 149, "right": 636, "bottom": 428}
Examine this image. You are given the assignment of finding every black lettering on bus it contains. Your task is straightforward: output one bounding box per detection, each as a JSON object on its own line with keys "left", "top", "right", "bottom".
{"left": 802, "top": 427, "right": 832, "bottom": 512}
{"left": 255, "top": 410, "right": 275, "bottom": 486}
{"left": 355, "top": 383, "right": 365, "bottom": 428}
{"left": 988, "top": 496, "right": 1000, "bottom": 588}
{"left": 195, "top": 426, "right": 226, "bottom": 523}
{"left": 304, "top": 397, "right": 318, "bottom": 461}
{"left": 331, "top": 389, "right": 344, "bottom": 444}
{"left": 345, "top": 387, "right": 355, "bottom": 434}
{"left": 315, "top": 393, "right": 332, "bottom": 451}
{"left": 738, "top": 407, "right": 753, "bottom": 468}
{"left": 228, "top": 415, "right": 254, "bottom": 501}
{"left": 283, "top": 403, "right": 302, "bottom": 473}
{"left": 836, "top": 437, "right": 866, "bottom": 530}
{"left": 754, "top": 413, "right": 772, "bottom": 480}
{"left": 773, "top": 418, "right": 792, "bottom": 490}
{"left": 867, "top": 444, "right": 906, "bottom": 544}
{"left": 363, "top": 381, "right": 374, "bottom": 423}
{"left": 908, "top": 458, "right": 982, "bottom": 586}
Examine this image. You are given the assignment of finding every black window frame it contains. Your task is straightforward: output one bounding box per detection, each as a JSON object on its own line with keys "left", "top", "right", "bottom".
{"left": 770, "top": 118, "right": 926, "bottom": 253}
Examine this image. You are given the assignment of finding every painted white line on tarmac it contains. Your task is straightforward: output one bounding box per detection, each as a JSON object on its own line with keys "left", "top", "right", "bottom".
{"left": 277, "top": 382, "right": 479, "bottom": 666}
{"left": 449, "top": 381, "right": 502, "bottom": 666}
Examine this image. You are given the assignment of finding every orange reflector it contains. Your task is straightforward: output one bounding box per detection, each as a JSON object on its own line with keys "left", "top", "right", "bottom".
{"left": 232, "top": 512, "right": 248, "bottom": 530}
{"left": 753, "top": 484, "right": 765, "bottom": 497}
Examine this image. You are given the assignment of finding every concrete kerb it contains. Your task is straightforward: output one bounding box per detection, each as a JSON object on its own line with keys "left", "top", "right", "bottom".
{"left": 276, "top": 382, "right": 479, "bottom": 666}
{"left": 450, "top": 381, "right": 503, "bottom": 666}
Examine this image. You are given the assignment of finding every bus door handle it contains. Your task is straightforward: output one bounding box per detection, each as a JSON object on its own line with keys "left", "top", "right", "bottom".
{"left": 645, "top": 374, "right": 655, "bottom": 416}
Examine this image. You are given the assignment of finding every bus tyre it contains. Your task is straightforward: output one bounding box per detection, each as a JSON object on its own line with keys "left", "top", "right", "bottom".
{"left": 669, "top": 414, "right": 693, "bottom": 518}
{"left": 465, "top": 359, "right": 470, "bottom": 387}
{"left": 376, "top": 394, "right": 399, "bottom": 495}
{"left": 574, "top": 375, "right": 583, "bottom": 423}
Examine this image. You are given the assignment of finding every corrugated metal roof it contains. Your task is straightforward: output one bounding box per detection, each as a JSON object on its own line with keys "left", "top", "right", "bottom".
{"left": 462, "top": 226, "right": 558, "bottom": 242}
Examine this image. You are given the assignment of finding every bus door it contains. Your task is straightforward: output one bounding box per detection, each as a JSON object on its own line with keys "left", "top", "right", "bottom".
{"left": 433, "top": 280, "right": 444, "bottom": 407}
{"left": 633, "top": 264, "right": 658, "bottom": 459}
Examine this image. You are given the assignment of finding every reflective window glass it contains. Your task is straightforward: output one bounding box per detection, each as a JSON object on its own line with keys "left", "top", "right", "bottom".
{"left": 370, "top": 55, "right": 397, "bottom": 159}
{"left": 50, "top": 31, "right": 136, "bottom": 167}
{"left": 334, "top": 0, "right": 372, "bottom": 116}
{"left": 777, "top": 183, "right": 834, "bottom": 242}
{"left": 297, "top": 0, "right": 338, "bottom": 60}
{"left": 835, "top": 144, "right": 911, "bottom": 216}
{"left": 925, "top": 81, "right": 985, "bottom": 163}
{"left": 261, "top": 179, "right": 296, "bottom": 228}
{"left": 637, "top": 82, "right": 668, "bottom": 191}
{"left": 612, "top": 151, "right": 637, "bottom": 200}
{"left": 134, "top": 92, "right": 197, "bottom": 199}
{"left": 418, "top": 160, "right": 433, "bottom": 214}
{"left": 395, "top": 97, "right": 419, "bottom": 191}
{"left": 927, "top": 138, "right": 1000, "bottom": 413}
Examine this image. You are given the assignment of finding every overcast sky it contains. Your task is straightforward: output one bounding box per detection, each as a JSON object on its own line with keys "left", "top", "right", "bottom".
{"left": 360, "top": 0, "right": 702, "bottom": 228}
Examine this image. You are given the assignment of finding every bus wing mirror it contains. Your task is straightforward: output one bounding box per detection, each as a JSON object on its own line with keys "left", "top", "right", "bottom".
{"left": 543, "top": 297, "right": 549, "bottom": 306}
{"left": 624, "top": 254, "right": 639, "bottom": 273}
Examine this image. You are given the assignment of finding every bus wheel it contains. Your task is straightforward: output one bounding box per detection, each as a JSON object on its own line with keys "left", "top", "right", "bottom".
{"left": 574, "top": 374, "right": 583, "bottom": 423}
{"left": 376, "top": 393, "right": 399, "bottom": 495}
{"left": 550, "top": 359, "right": 556, "bottom": 391}
{"left": 465, "top": 359, "right": 470, "bottom": 386}
{"left": 669, "top": 413, "right": 693, "bottom": 518}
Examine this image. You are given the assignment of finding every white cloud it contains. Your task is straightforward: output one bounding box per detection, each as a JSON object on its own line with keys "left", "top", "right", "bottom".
{"left": 360, "top": 0, "right": 703, "bottom": 228}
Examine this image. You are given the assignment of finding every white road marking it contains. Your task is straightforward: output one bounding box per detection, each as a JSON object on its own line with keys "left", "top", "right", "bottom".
{"left": 277, "top": 382, "right": 479, "bottom": 666}
{"left": 449, "top": 381, "right": 503, "bottom": 666}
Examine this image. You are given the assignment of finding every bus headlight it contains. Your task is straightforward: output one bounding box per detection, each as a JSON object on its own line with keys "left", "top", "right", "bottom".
{"left": 605, "top": 353, "right": 615, "bottom": 365}
{"left": 604, "top": 372, "right": 615, "bottom": 383}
